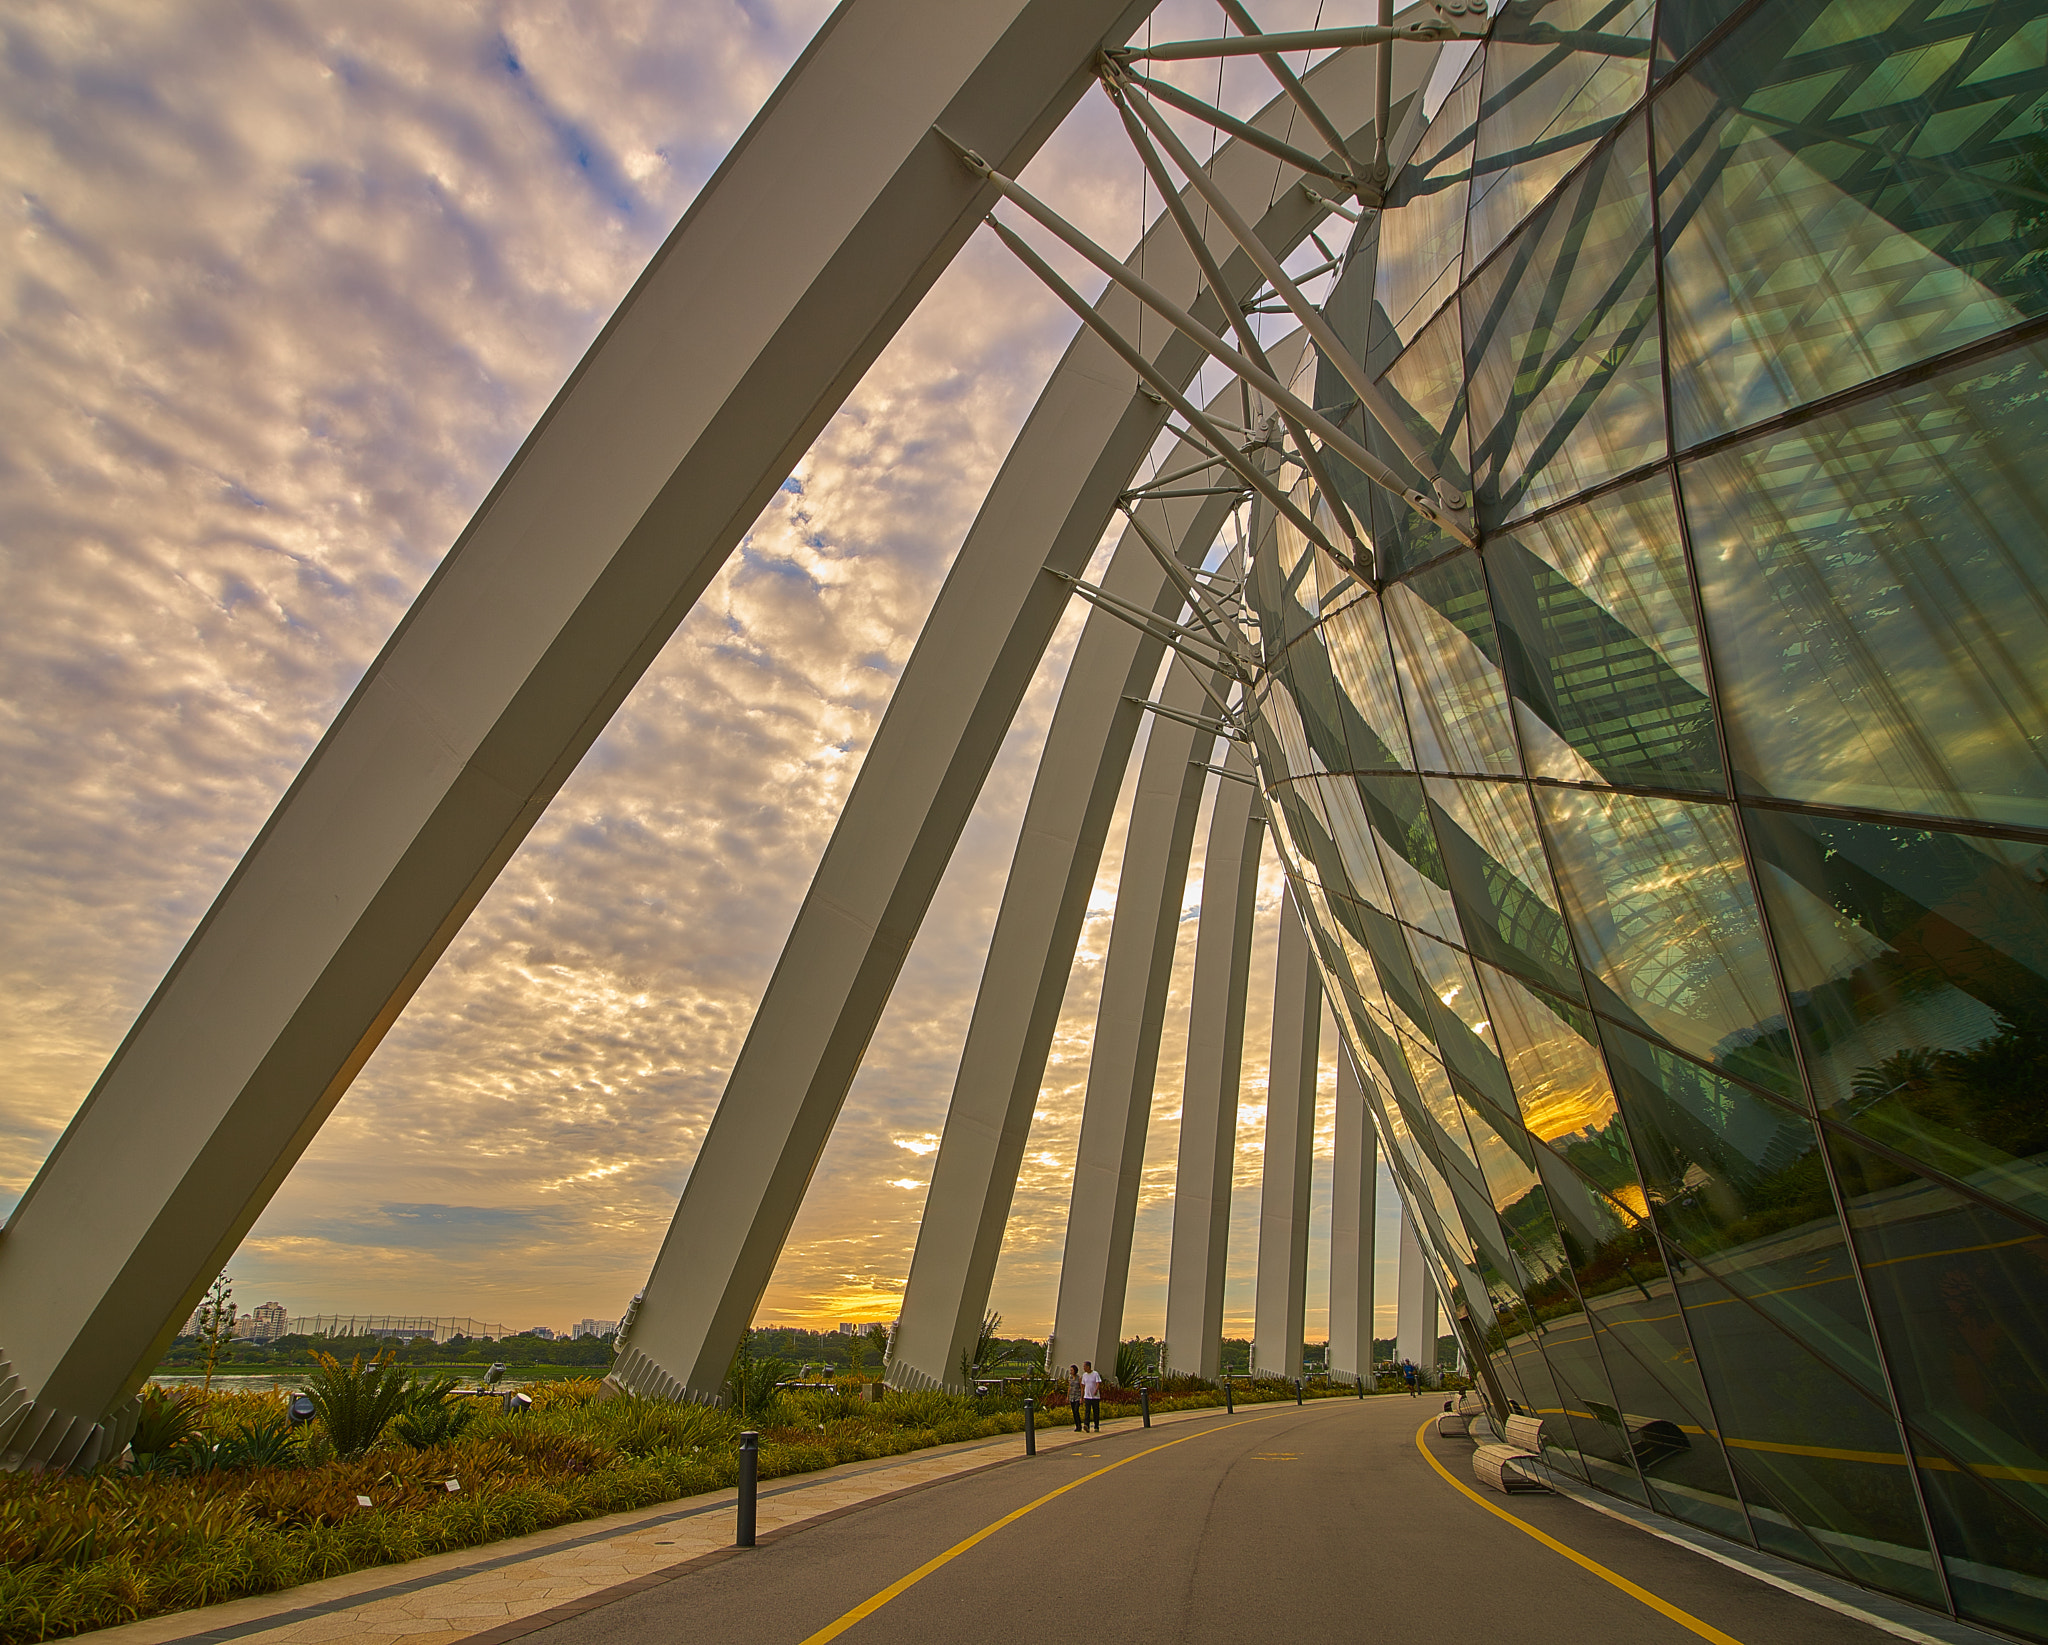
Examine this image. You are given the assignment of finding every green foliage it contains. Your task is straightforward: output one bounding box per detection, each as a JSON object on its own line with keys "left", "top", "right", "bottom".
{"left": 722, "top": 1331, "right": 787, "bottom": 1423}
{"left": 128, "top": 1392, "right": 200, "bottom": 1459}
{"left": 1113, "top": 1341, "right": 1145, "bottom": 1388}
{"left": 193, "top": 1274, "right": 236, "bottom": 1393}
{"left": 391, "top": 1379, "right": 478, "bottom": 1451}
{"left": 302, "top": 1354, "right": 415, "bottom": 1459}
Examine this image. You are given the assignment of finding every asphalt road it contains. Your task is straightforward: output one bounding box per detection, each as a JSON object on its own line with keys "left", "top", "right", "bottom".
{"left": 518, "top": 1394, "right": 1903, "bottom": 1645}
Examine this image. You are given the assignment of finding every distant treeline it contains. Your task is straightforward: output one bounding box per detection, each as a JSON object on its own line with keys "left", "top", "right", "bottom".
{"left": 155, "top": 1330, "right": 618, "bottom": 1371}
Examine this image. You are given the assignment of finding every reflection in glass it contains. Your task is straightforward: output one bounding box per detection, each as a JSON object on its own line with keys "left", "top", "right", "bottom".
{"left": 1536, "top": 787, "right": 1799, "bottom": 1095}
{"left": 1371, "top": 62, "right": 1482, "bottom": 362}
{"left": 1745, "top": 809, "right": 2048, "bottom": 1229}
{"left": 1427, "top": 777, "right": 1581, "bottom": 999}
{"left": 1685, "top": 346, "right": 2048, "bottom": 830}
{"left": 1321, "top": 591, "right": 1413, "bottom": 771}
{"left": 1360, "top": 301, "right": 1472, "bottom": 578}
{"left": 1659, "top": 0, "right": 2048, "bottom": 448}
{"left": 1829, "top": 1132, "right": 2048, "bottom": 1634}
{"left": 1486, "top": 476, "right": 1721, "bottom": 793}
{"left": 1467, "top": 112, "right": 1664, "bottom": 523}
{"left": 1469, "top": 0, "right": 1656, "bottom": 266}
{"left": 1386, "top": 554, "right": 1522, "bottom": 776}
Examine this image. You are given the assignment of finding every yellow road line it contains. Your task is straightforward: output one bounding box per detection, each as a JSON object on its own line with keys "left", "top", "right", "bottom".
{"left": 798, "top": 1411, "right": 1283, "bottom": 1644}
{"left": 1411, "top": 1418, "right": 1743, "bottom": 1645}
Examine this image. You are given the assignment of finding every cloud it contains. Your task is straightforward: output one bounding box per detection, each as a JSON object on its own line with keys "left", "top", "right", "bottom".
{"left": 2, "top": 0, "right": 1361, "bottom": 1339}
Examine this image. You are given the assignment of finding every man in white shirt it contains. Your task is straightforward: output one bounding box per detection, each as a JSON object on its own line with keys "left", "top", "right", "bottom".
{"left": 1080, "top": 1361, "right": 1103, "bottom": 1432}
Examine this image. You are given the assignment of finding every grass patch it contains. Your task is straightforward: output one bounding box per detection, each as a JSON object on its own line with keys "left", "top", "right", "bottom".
{"left": 0, "top": 1374, "right": 1392, "bottom": 1642}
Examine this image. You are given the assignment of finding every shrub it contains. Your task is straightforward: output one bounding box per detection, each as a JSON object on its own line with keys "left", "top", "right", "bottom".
{"left": 128, "top": 1392, "right": 199, "bottom": 1460}
{"left": 302, "top": 1354, "right": 414, "bottom": 1459}
{"left": 392, "top": 1378, "right": 477, "bottom": 1450}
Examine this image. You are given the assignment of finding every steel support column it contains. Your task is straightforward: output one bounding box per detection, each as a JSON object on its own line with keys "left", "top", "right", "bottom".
{"left": 614, "top": 49, "right": 1407, "bottom": 1405}
{"left": 0, "top": 0, "right": 1156, "bottom": 1470}
{"left": 1048, "top": 640, "right": 1228, "bottom": 1381}
{"left": 1327, "top": 1043, "right": 1376, "bottom": 1386}
{"left": 1160, "top": 744, "right": 1263, "bottom": 1381}
{"left": 1250, "top": 890, "right": 1318, "bottom": 1381}
{"left": 887, "top": 367, "right": 1291, "bottom": 1394}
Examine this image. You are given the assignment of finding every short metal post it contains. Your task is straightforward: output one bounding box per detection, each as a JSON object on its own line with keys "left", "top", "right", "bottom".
{"left": 1294, "top": 1378, "right": 1303, "bottom": 1406}
{"left": 1024, "top": 1397, "right": 1036, "bottom": 1456}
{"left": 736, "top": 1431, "right": 758, "bottom": 1547}
{"left": 1225, "top": 1376, "right": 1234, "bottom": 1414}
{"left": 1141, "top": 1384, "right": 1151, "bottom": 1428}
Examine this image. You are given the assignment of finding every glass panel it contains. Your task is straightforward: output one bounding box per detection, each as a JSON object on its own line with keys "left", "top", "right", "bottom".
{"left": 1477, "top": 960, "right": 1614, "bottom": 1147}
{"left": 1356, "top": 898, "right": 1442, "bottom": 1047}
{"left": 1321, "top": 589, "right": 1413, "bottom": 771}
{"left": 1372, "top": 60, "right": 1482, "bottom": 362}
{"left": 1828, "top": 1132, "right": 2048, "bottom": 1633}
{"left": 1357, "top": 772, "right": 1466, "bottom": 947}
{"left": 1427, "top": 777, "right": 1583, "bottom": 999}
{"left": 1535, "top": 787, "right": 1801, "bottom": 1095}
{"left": 1658, "top": 0, "right": 2048, "bottom": 448}
{"left": 1275, "top": 627, "right": 1355, "bottom": 777}
{"left": 1685, "top": 343, "right": 2048, "bottom": 831}
{"left": 1467, "top": 111, "right": 1665, "bottom": 525}
{"left": 1313, "top": 775, "right": 1398, "bottom": 916}
{"left": 1744, "top": 808, "right": 2048, "bottom": 1229}
{"left": 1469, "top": 0, "right": 1658, "bottom": 266}
{"left": 1674, "top": 1252, "right": 1948, "bottom": 1602}
{"left": 1248, "top": 502, "right": 1320, "bottom": 656}
{"left": 1405, "top": 925, "right": 1522, "bottom": 1120}
{"left": 1360, "top": 300, "right": 1472, "bottom": 579}
{"left": 1654, "top": 0, "right": 1750, "bottom": 71}
{"left": 1251, "top": 673, "right": 1313, "bottom": 789}
{"left": 1485, "top": 475, "right": 1723, "bottom": 793}
{"left": 1385, "top": 553, "right": 1522, "bottom": 776}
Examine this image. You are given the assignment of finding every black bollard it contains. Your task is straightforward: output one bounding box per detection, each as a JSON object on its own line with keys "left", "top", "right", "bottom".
{"left": 736, "top": 1431, "right": 759, "bottom": 1547}
{"left": 1294, "top": 1378, "right": 1304, "bottom": 1406}
{"left": 1024, "top": 1397, "right": 1037, "bottom": 1456}
{"left": 1225, "top": 1376, "right": 1234, "bottom": 1414}
{"left": 1141, "top": 1384, "right": 1151, "bottom": 1428}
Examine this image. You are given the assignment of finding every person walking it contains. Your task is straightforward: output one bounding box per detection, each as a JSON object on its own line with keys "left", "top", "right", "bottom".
{"left": 1080, "top": 1360, "right": 1103, "bottom": 1432}
{"left": 1401, "top": 1359, "right": 1418, "bottom": 1397}
{"left": 1066, "top": 1363, "right": 1084, "bottom": 1432}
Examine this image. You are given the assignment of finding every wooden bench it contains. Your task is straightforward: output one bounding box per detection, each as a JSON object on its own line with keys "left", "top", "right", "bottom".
{"left": 1472, "top": 1443, "right": 1549, "bottom": 1493}
{"left": 1503, "top": 1413, "right": 1545, "bottom": 1453}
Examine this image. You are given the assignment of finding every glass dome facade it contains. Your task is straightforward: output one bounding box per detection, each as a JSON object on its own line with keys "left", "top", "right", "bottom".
{"left": 1241, "top": 1, "right": 2048, "bottom": 1635}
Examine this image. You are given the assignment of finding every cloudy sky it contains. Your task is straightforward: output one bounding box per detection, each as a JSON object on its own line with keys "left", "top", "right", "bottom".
{"left": 1, "top": 0, "right": 1405, "bottom": 1344}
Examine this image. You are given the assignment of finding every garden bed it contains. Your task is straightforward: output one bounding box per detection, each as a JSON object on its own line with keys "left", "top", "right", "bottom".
{"left": 0, "top": 1373, "right": 1385, "bottom": 1642}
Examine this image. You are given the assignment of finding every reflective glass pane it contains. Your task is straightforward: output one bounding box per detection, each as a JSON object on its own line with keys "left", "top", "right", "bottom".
{"left": 1685, "top": 343, "right": 2048, "bottom": 831}
{"left": 1469, "top": 0, "right": 1658, "bottom": 265}
{"left": 1357, "top": 772, "right": 1465, "bottom": 946}
{"left": 1744, "top": 809, "right": 2048, "bottom": 1228}
{"left": 1477, "top": 960, "right": 1614, "bottom": 1146}
{"left": 1372, "top": 62, "right": 1482, "bottom": 362}
{"left": 1360, "top": 300, "right": 1472, "bottom": 579}
{"left": 1486, "top": 475, "right": 1723, "bottom": 793}
{"left": 1673, "top": 1252, "right": 1947, "bottom": 1603}
{"left": 1386, "top": 553, "right": 1522, "bottom": 776}
{"left": 1321, "top": 589, "right": 1413, "bottom": 770}
{"left": 1313, "top": 775, "right": 1397, "bottom": 915}
{"left": 1426, "top": 777, "right": 1583, "bottom": 997}
{"left": 1659, "top": 0, "right": 2048, "bottom": 447}
{"left": 1275, "top": 627, "right": 1355, "bottom": 777}
{"left": 1535, "top": 787, "right": 1801, "bottom": 1095}
{"left": 1468, "top": 111, "right": 1664, "bottom": 525}
{"left": 1654, "top": 0, "right": 1749, "bottom": 71}
{"left": 1828, "top": 1132, "right": 2048, "bottom": 1632}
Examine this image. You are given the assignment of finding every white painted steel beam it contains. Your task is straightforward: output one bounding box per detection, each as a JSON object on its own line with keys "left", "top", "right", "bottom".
{"left": 1049, "top": 640, "right": 1227, "bottom": 1380}
{"left": 1251, "top": 891, "right": 1319, "bottom": 1380}
{"left": 614, "top": 44, "right": 1418, "bottom": 1406}
{"left": 1328, "top": 1043, "right": 1377, "bottom": 1385}
{"left": 0, "top": 0, "right": 1158, "bottom": 1471}
{"left": 1161, "top": 743, "right": 1263, "bottom": 1381}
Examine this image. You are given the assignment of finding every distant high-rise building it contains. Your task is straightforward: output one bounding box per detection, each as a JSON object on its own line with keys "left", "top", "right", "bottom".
{"left": 837, "top": 1322, "right": 857, "bottom": 1335}
{"left": 246, "top": 1301, "right": 288, "bottom": 1342}
{"left": 570, "top": 1318, "right": 617, "bottom": 1340}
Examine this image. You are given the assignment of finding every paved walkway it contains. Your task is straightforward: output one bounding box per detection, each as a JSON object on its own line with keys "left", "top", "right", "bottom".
{"left": 89, "top": 1397, "right": 2000, "bottom": 1645}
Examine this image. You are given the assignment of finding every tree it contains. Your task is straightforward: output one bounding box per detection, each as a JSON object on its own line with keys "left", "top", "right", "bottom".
{"left": 865, "top": 1320, "right": 891, "bottom": 1371}
{"left": 958, "top": 1309, "right": 1001, "bottom": 1386}
{"left": 195, "top": 1272, "right": 236, "bottom": 1391}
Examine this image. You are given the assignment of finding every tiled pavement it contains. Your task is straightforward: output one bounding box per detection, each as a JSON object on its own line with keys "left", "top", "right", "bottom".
{"left": 88, "top": 1404, "right": 1235, "bottom": 1645}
